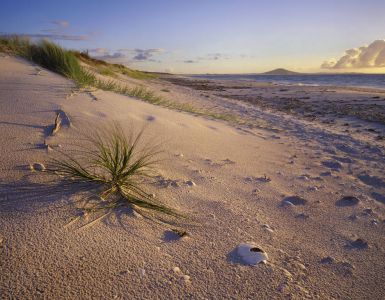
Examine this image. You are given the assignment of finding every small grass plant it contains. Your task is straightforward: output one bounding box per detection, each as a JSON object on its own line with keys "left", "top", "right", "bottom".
{"left": 48, "top": 124, "right": 180, "bottom": 218}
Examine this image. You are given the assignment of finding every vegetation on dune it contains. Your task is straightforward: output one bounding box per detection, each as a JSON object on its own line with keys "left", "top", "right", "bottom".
{"left": 74, "top": 50, "right": 157, "bottom": 80}
{"left": 48, "top": 123, "right": 181, "bottom": 219}
{"left": 0, "top": 35, "right": 240, "bottom": 123}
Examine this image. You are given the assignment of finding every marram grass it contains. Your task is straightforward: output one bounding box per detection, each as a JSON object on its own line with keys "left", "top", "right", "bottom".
{"left": 48, "top": 124, "right": 181, "bottom": 218}
{"left": 0, "top": 36, "right": 241, "bottom": 124}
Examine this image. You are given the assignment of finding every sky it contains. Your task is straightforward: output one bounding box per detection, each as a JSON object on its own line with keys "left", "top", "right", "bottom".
{"left": 1, "top": 0, "right": 385, "bottom": 74}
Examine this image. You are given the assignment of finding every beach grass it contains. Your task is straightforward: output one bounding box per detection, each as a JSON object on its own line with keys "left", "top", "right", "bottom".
{"left": 48, "top": 124, "right": 181, "bottom": 218}
{"left": 0, "top": 36, "right": 241, "bottom": 124}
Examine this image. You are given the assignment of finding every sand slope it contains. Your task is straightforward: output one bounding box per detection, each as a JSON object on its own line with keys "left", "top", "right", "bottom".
{"left": 0, "top": 56, "right": 385, "bottom": 299}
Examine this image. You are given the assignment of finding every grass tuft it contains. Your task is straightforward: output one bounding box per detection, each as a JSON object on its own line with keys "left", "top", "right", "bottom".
{"left": 48, "top": 124, "right": 181, "bottom": 218}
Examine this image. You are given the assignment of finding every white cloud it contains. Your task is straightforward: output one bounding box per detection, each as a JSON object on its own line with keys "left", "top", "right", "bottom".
{"left": 322, "top": 39, "right": 385, "bottom": 69}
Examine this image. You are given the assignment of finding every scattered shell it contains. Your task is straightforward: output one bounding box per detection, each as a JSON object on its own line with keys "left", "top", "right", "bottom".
{"left": 236, "top": 243, "right": 268, "bottom": 265}
{"left": 183, "top": 275, "right": 191, "bottom": 282}
{"left": 30, "top": 163, "right": 46, "bottom": 172}
{"left": 176, "top": 153, "right": 184, "bottom": 157}
{"left": 262, "top": 224, "right": 274, "bottom": 233}
{"left": 336, "top": 196, "right": 360, "bottom": 207}
{"left": 173, "top": 267, "right": 181, "bottom": 274}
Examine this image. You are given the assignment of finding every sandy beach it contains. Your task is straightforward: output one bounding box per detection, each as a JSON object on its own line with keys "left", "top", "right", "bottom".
{"left": 1, "top": 54, "right": 385, "bottom": 300}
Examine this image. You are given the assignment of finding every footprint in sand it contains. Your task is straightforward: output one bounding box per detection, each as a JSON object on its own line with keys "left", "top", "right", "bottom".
{"left": 335, "top": 196, "right": 360, "bottom": 207}
{"left": 345, "top": 238, "right": 369, "bottom": 250}
{"left": 281, "top": 196, "right": 307, "bottom": 206}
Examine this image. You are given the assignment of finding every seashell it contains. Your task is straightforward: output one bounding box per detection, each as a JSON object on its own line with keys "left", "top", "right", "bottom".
{"left": 236, "top": 243, "right": 268, "bottom": 265}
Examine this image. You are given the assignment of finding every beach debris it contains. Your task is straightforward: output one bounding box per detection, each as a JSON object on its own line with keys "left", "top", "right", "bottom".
{"left": 262, "top": 224, "right": 274, "bottom": 232}
{"left": 175, "top": 153, "right": 184, "bottom": 157}
{"left": 185, "top": 180, "right": 196, "bottom": 187}
{"left": 282, "top": 196, "right": 307, "bottom": 206}
{"left": 29, "top": 162, "right": 46, "bottom": 172}
{"left": 235, "top": 243, "right": 268, "bottom": 265}
{"left": 50, "top": 112, "right": 61, "bottom": 135}
{"left": 335, "top": 196, "right": 360, "bottom": 207}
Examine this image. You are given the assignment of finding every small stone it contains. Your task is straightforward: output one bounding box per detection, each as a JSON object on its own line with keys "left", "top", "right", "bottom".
{"left": 139, "top": 268, "right": 146, "bottom": 277}
{"left": 308, "top": 186, "right": 318, "bottom": 192}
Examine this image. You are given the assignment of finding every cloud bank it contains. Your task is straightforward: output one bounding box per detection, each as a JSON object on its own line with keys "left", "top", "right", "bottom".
{"left": 322, "top": 39, "right": 385, "bottom": 69}
{"left": 89, "top": 48, "right": 164, "bottom": 63}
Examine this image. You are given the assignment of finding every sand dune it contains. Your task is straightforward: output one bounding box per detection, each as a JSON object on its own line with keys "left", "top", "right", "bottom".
{"left": 1, "top": 56, "right": 384, "bottom": 299}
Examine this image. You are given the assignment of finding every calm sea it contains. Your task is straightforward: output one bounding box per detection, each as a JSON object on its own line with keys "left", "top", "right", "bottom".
{"left": 190, "top": 74, "right": 385, "bottom": 90}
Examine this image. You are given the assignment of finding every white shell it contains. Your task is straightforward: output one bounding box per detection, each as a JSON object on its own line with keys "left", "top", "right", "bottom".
{"left": 236, "top": 243, "right": 268, "bottom": 265}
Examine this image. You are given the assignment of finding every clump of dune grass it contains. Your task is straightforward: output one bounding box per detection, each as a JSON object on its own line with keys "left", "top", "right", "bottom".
{"left": 48, "top": 124, "right": 180, "bottom": 218}
{"left": 73, "top": 50, "right": 157, "bottom": 80}
{"left": 0, "top": 36, "right": 95, "bottom": 87}
{"left": 0, "top": 36, "right": 241, "bottom": 125}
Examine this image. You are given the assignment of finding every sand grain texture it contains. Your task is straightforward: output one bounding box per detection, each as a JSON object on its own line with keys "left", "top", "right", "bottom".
{"left": 0, "top": 56, "right": 385, "bottom": 299}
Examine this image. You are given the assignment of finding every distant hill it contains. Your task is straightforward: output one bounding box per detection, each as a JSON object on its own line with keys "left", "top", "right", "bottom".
{"left": 262, "top": 68, "right": 300, "bottom": 75}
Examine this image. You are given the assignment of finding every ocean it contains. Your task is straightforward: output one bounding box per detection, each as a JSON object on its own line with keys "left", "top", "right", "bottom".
{"left": 190, "top": 74, "right": 385, "bottom": 90}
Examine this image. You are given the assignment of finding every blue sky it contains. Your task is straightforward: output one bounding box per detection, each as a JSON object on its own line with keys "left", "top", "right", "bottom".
{"left": 1, "top": 0, "right": 385, "bottom": 73}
